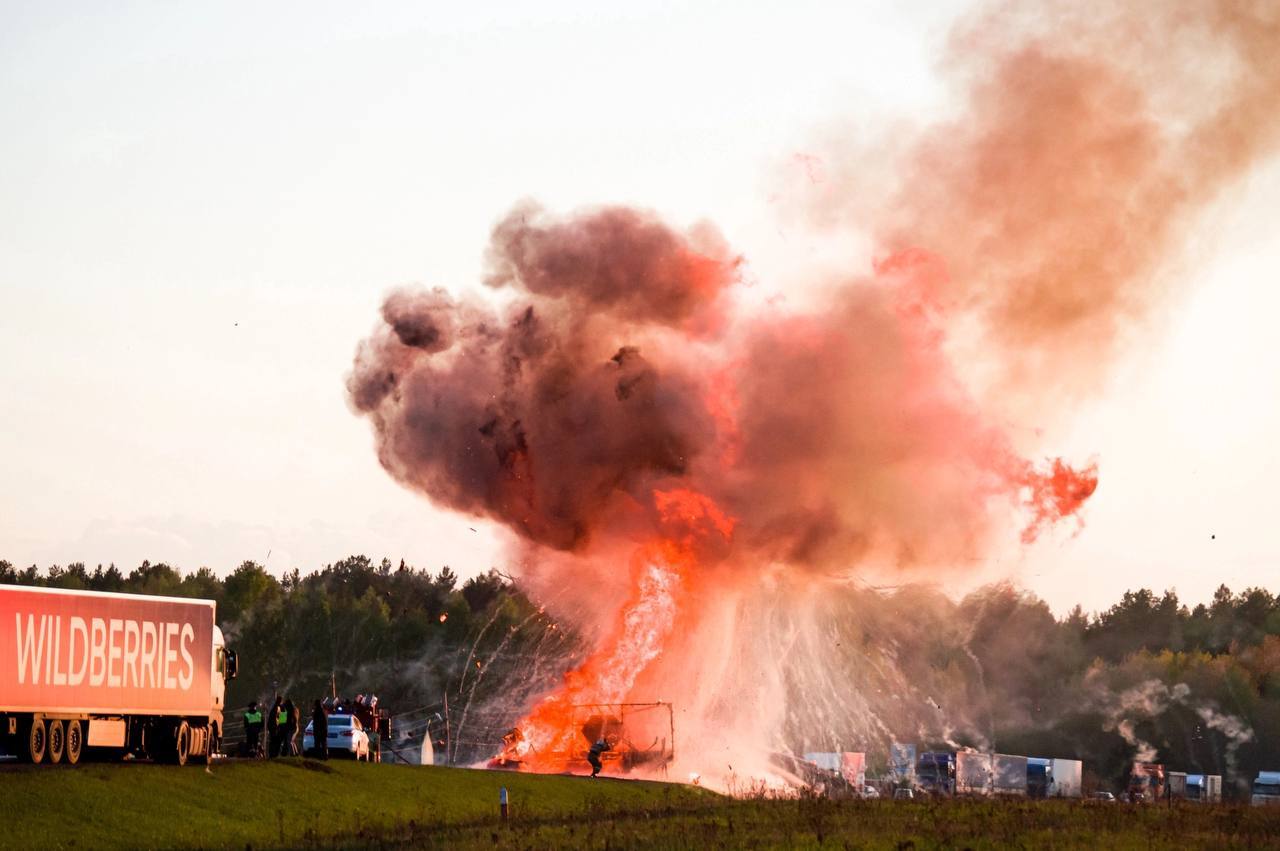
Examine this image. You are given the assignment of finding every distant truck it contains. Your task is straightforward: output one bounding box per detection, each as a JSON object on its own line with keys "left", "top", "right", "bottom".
{"left": 915, "top": 751, "right": 956, "bottom": 796}
{"left": 1186, "top": 774, "right": 1222, "bottom": 802}
{"left": 1253, "top": 771, "right": 1280, "bottom": 806}
{"left": 1027, "top": 758, "right": 1085, "bottom": 798}
{"left": 1028, "top": 758, "right": 1053, "bottom": 797}
{"left": 1051, "top": 759, "right": 1083, "bottom": 798}
{"left": 0, "top": 585, "right": 236, "bottom": 766}
{"left": 1128, "top": 762, "right": 1167, "bottom": 802}
{"left": 993, "top": 753, "right": 1028, "bottom": 796}
{"left": 956, "top": 751, "right": 992, "bottom": 796}
{"left": 1165, "top": 771, "right": 1222, "bottom": 803}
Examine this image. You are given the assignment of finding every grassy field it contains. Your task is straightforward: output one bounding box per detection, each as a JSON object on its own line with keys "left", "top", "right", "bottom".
{"left": 417, "top": 796, "right": 1280, "bottom": 850}
{"left": 5, "top": 760, "right": 1280, "bottom": 849}
{"left": 0, "top": 758, "right": 712, "bottom": 849}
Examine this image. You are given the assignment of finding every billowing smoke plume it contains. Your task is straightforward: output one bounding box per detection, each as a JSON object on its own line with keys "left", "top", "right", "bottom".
{"left": 351, "top": 203, "right": 1092, "bottom": 573}
{"left": 1090, "top": 676, "right": 1254, "bottom": 775}
{"left": 349, "top": 0, "right": 1280, "bottom": 785}
{"left": 799, "top": 0, "right": 1280, "bottom": 401}
{"left": 349, "top": 203, "right": 737, "bottom": 554}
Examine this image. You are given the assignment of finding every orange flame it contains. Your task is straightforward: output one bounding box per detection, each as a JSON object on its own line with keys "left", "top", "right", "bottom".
{"left": 497, "top": 488, "right": 735, "bottom": 773}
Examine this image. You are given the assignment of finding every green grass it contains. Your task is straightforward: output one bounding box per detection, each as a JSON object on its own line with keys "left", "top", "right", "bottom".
{"left": 0, "top": 758, "right": 714, "bottom": 849}
{"left": 401, "top": 796, "right": 1280, "bottom": 850}
{"left": 6, "top": 761, "right": 1280, "bottom": 850}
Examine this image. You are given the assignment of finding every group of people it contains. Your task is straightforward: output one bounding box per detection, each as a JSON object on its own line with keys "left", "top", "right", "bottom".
{"left": 242, "top": 693, "right": 382, "bottom": 760}
{"left": 242, "top": 697, "right": 332, "bottom": 759}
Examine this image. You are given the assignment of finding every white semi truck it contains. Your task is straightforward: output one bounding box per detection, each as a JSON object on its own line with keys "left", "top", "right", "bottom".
{"left": 0, "top": 584, "right": 237, "bottom": 766}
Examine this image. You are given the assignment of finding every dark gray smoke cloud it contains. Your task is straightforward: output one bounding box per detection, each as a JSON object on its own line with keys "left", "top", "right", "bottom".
{"left": 348, "top": 204, "right": 736, "bottom": 552}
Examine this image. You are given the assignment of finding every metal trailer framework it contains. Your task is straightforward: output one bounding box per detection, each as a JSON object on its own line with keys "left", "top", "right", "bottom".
{"left": 567, "top": 702, "right": 675, "bottom": 774}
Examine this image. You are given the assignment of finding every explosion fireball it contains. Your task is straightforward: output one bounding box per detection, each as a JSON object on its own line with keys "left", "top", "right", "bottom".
{"left": 349, "top": 0, "right": 1280, "bottom": 787}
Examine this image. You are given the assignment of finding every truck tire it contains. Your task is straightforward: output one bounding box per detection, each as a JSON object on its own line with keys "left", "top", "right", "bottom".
{"left": 47, "top": 720, "right": 65, "bottom": 764}
{"left": 64, "top": 720, "right": 84, "bottom": 766}
{"left": 173, "top": 721, "right": 191, "bottom": 766}
{"left": 24, "top": 718, "right": 47, "bottom": 765}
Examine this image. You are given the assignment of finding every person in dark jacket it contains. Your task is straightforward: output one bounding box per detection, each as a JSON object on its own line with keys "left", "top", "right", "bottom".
{"left": 587, "top": 738, "right": 607, "bottom": 778}
{"left": 266, "top": 696, "right": 283, "bottom": 758}
{"left": 283, "top": 699, "right": 299, "bottom": 757}
{"left": 311, "top": 700, "right": 328, "bottom": 760}
{"left": 243, "top": 701, "right": 264, "bottom": 757}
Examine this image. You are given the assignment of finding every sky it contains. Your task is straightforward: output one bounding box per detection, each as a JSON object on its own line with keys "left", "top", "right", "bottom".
{"left": 1, "top": 0, "right": 1277, "bottom": 615}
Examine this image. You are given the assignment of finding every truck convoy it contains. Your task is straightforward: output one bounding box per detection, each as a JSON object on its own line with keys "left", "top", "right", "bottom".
{"left": 916, "top": 751, "right": 1081, "bottom": 798}
{"left": 1131, "top": 764, "right": 1231, "bottom": 803}
{"left": 0, "top": 584, "right": 236, "bottom": 766}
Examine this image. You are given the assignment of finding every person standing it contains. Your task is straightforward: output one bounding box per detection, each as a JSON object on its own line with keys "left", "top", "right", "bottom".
{"left": 242, "top": 701, "right": 264, "bottom": 758}
{"left": 266, "top": 696, "right": 283, "bottom": 758}
{"left": 587, "top": 738, "right": 607, "bottom": 778}
{"left": 311, "top": 700, "right": 328, "bottom": 760}
{"left": 283, "top": 699, "right": 299, "bottom": 757}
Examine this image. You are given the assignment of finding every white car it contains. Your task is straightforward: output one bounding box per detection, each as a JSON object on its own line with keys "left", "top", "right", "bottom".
{"left": 303, "top": 714, "right": 371, "bottom": 760}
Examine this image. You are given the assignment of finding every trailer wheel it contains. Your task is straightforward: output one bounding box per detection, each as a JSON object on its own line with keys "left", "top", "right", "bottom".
{"left": 173, "top": 721, "right": 191, "bottom": 766}
{"left": 24, "top": 718, "right": 47, "bottom": 765}
{"left": 64, "top": 720, "right": 84, "bottom": 766}
{"left": 47, "top": 720, "right": 65, "bottom": 764}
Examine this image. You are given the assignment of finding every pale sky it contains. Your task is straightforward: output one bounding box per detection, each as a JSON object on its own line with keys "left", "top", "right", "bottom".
{"left": 2, "top": 1, "right": 1276, "bottom": 615}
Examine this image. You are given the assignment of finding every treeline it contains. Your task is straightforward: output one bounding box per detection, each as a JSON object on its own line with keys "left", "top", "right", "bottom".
{"left": 0, "top": 556, "right": 581, "bottom": 763}
{"left": 899, "top": 584, "right": 1280, "bottom": 793}
{"left": 3, "top": 558, "right": 1278, "bottom": 788}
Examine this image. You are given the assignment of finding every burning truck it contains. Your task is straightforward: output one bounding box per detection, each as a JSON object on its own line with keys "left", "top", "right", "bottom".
{"left": 489, "top": 701, "right": 674, "bottom": 776}
{"left": 1128, "top": 762, "right": 1167, "bottom": 802}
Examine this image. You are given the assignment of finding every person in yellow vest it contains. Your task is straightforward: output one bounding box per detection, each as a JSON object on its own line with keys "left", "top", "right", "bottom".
{"left": 242, "top": 701, "right": 264, "bottom": 757}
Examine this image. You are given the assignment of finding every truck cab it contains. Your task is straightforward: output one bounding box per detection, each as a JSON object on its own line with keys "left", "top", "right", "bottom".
{"left": 1253, "top": 771, "right": 1280, "bottom": 806}
{"left": 1027, "top": 757, "right": 1053, "bottom": 798}
{"left": 1127, "top": 762, "right": 1166, "bottom": 802}
{"left": 212, "top": 626, "right": 237, "bottom": 719}
{"left": 915, "top": 752, "right": 956, "bottom": 796}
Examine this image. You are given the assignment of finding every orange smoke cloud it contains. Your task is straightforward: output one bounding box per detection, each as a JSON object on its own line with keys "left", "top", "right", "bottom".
{"left": 803, "top": 0, "right": 1280, "bottom": 401}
